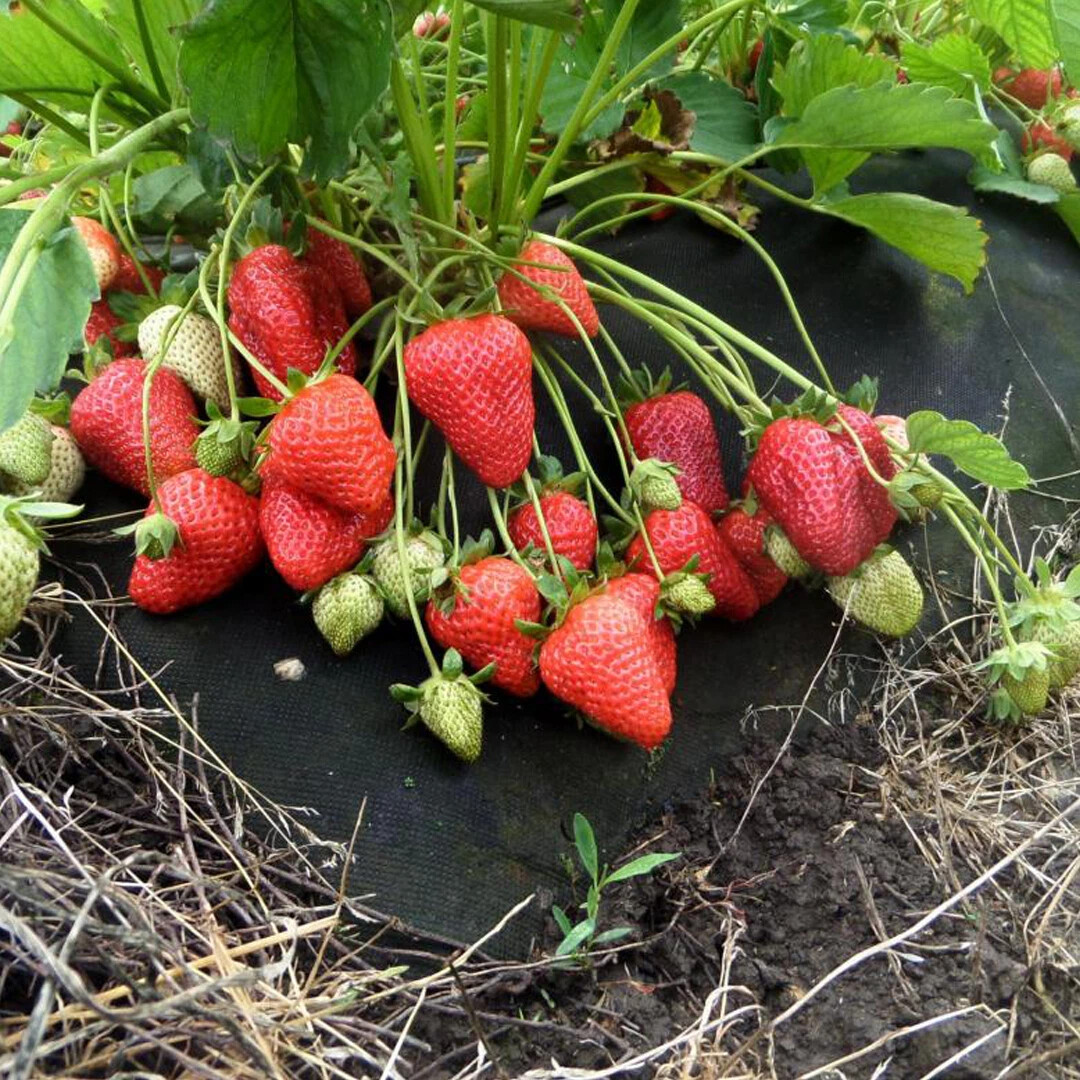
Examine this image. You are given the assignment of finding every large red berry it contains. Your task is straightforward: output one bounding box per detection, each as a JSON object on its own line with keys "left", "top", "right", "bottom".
{"left": 70, "top": 358, "right": 198, "bottom": 496}
{"left": 746, "top": 404, "right": 897, "bottom": 577}
{"left": 265, "top": 374, "right": 395, "bottom": 514}
{"left": 623, "top": 390, "right": 729, "bottom": 513}
{"left": 497, "top": 240, "right": 599, "bottom": 337}
{"left": 260, "top": 480, "right": 391, "bottom": 591}
{"left": 84, "top": 299, "right": 135, "bottom": 357}
{"left": 626, "top": 501, "right": 759, "bottom": 620}
{"left": 128, "top": 470, "right": 264, "bottom": 614}
{"left": 111, "top": 254, "right": 165, "bottom": 295}
{"left": 1022, "top": 121, "right": 1074, "bottom": 160}
{"left": 1006, "top": 68, "right": 1064, "bottom": 108}
{"left": 604, "top": 573, "right": 677, "bottom": 694}
{"left": 404, "top": 314, "right": 534, "bottom": 488}
{"left": 716, "top": 506, "right": 787, "bottom": 607}
{"left": 227, "top": 244, "right": 357, "bottom": 400}
{"left": 425, "top": 556, "right": 541, "bottom": 697}
{"left": 71, "top": 216, "right": 120, "bottom": 292}
{"left": 507, "top": 491, "right": 597, "bottom": 571}
{"left": 540, "top": 591, "right": 672, "bottom": 750}
{"left": 303, "top": 225, "right": 372, "bottom": 319}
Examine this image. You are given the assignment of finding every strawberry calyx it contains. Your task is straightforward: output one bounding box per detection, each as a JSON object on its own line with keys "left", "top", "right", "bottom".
{"left": 117, "top": 510, "right": 180, "bottom": 561}
{"left": 615, "top": 365, "right": 684, "bottom": 409}
{"left": 629, "top": 457, "right": 682, "bottom": 512}
{"left": 27, "top": 393, "right": 72, "bottom": 427}
{"left": 979, "top": 640, "right": 1053, "bottom": 722}
{"left": 196, "top": 401, "right": 260, "bottom": 480}
{"left": 507, "top": 455, "right": 586, "bottom": 501}
{"left": 1007, "top": 559, "right": 1080, "bottom": 634}
{"left": 0, "top": 493, "right": 82, "bottom": 551}
{"left": 659, "top": 558, "right": 716, "bottom": 618}
{"left": 425, "top": 530, "right": 494, "bottom": 616}
{"left": 888, "top": 469, "right": 943, "bottom": 519}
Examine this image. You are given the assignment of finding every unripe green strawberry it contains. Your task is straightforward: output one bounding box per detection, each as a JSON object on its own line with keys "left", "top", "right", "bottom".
{"left": 764, "top": 526, "right": 811, "bottom": 579}
{"left": 138, "top": 305, "right": 237, "bottom": 408}
{"left": 1003, "top": 666, "right": 1050, "bottom": 715}
{"left": 629, "top": 458, "right": 682, "bottom": 512}
{"left": 372, "top": 531, "right": 446, "bottom": 617}
{"left": 827, "top": 550, "right": 923, "bottom": 638}
{"left": 0, "top": 414, "right": 54, "bottom": 487}
{"left": 419, "top": 678, "right": 484, "bottom": 763}
{"left": 8, "top": 426, "right": 85, "bottom": 504}
{"left": 0, "top": 506, "right": 39, "bottom": 638}
{"left": 1022, "top": 618, "right": 1080, "bottom": 689}
{"left": 196, "top": 432, "right": 244, "bottom": 477}
{"left": 1061, "top": 103, "right": 1080, "bottom": 149}
{"left": 1027, "top": 152, "right": 1077, "bottom": 192}
{"left": 313, "top": 573, "right": 384, "bottom": 656}
{"left": 665, "top": 574, "right": 716, "bottom": 615}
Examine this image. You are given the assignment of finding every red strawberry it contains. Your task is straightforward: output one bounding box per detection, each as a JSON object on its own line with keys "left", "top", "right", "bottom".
{"left": 1022, "top": 121, "right": 1074, "bottom": 160}
{"left": 265, "top": 373, "right": 395, "bottom": 514}
{"left": 413, "top": 9, "right": 450, "bottom": 37}
{"left": 497, "top": 240, "right": 600, "bottom": 338}
{"left": 626, "top": 501, "right": 759, "bottom": 620}
{"left": 605, "top": 573, "right": 677, "bottom": 694}
{"left": 746, "top": 404, "right": 897, "bottom": 577}
{"left": 71, "top": 216, "right": 120, "bottom": 292}
{"left": 303, "top": 225, "right": 372, "bottom": 319}
{"left": 641, "top": 175, "right": 676, "bottom": 221}
{"left": 260, "top": 480, "right": 391, "bottom": 591}
{"left": 111, "top": 253, "right": 165, "bottom": 295}
{"left": 716, "top": 506, "right": 787, "bottom": 607}
{"left": 227, "top": 244, "right": 357, "bottom": 400}
{"left": 70, "top": 358, "right": 198, "bottom": 496}
{"left": 747, "top": 38, "right": 764, "bottom": 77}
{"left": 84, "top": 299, "right": 135, "bottom": 357}
{"left": 128, "top": 470, "right": 264, "bottom": 614}
{"left": 403, "top": 314, "right": 534, "bottom": 488}
{"left": 1006, "top": 68, "right": 1064, "bottom": 108}
{"left": 539, "top": 591, "right": 672, "bottom": 750}
{"left": 508, "top": 491, "right": 597, "bottom": 571}
{"left": 425, "top": 556, "right": 541, "bottom": 697}
{"left": 622, "top": 378, "right": 730, "bottom": 514}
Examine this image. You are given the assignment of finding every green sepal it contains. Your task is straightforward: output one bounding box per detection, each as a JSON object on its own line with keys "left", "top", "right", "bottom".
{"left": 128, "top": 511, "right": 180, "bottom": 560}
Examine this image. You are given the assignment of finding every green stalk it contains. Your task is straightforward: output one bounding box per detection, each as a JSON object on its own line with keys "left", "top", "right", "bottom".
{"left": 5, "top": 92, "right": 90, "bottom": 147}
{"left": 504, "top": 27, "right": 558, "bottom": 214}
{"left": 503, "top": 18, "right": 522, "bottom": 218}
{"left": 441, "top": 0, "right": 466, "bottom": 220}
{"left": 486, "top": 13, "right": 510, "bottom": 230}
{"left": 390, "top": 58, "right": 444, "bottom": 222}
{"left": 486, "top": 487, "right": 533, "bottom": 573}
{"left": 131, "top": 0, "right": 169, "bottom": 103}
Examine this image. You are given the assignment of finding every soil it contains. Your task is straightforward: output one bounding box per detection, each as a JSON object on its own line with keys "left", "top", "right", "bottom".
{"left": 405, "top": 715, "right": 1076, "bottom": 1079}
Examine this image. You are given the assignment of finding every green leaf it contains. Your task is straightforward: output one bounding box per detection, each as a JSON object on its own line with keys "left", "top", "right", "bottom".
{"left": 605, "top": 0, "right": 681, "bottom": 81}
{"left": 551, "top": 904, "right": 573, "bottom": 936}
{"left": 769, "top": 82, "right": 1000, "bottom": 193}
{"left": 0, "top": 0, "right": 127, "bottom": 110}
{"left": 899, "top": 33, "right": 991, "bottom": 98}
{"left": 773, "top": 0, "right": 848, "bottom": 34}
{"left": 105, "top": 0, "right": 203, "bottom": 97}
{"left": 573, "top": 812, "right": 599, "bottom": 883}
{"left": 1056, "top": 190, "right": 1080, "bottom": 243}
{"left": 604, "top": 851, "right": 680, "bottom": 884}
{"left": 0, "top": 213, "right": 97, "bottom": 432}
{"left": 179, "top": 0, "right": 394, "bottom": 181}
{"left": 591, "top": 926, "right": 633, "bottom": 945}
{"left": 1051, "top": 0, "right": 1080, "bottom": 91}
{"left": 659, "top": 72, "right": 759, "bottom": 162}
{"left": 130, "top": 163, "right": 219, "bottom": 231}
{"left": 470, "top": 0, "right": 580, "bottom": 30}
{"left": 555, "top": 917, "right": 596, "bottom": 956}
{"left": 906, "top": 410, "right": 1030, "bottom": 489}
{"left": 815, "top": 192, "right": 988, "bottom": 293}
{"left": 970, "top": 0, "right": 1057, "bottom": 67}
{"left": 539, "top": 24, "right": 623, "bottom": 139}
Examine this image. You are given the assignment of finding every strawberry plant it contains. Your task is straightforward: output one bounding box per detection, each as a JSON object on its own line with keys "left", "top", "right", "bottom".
{"left": 0, "top": 0, "right": 1074, "bottom": 759}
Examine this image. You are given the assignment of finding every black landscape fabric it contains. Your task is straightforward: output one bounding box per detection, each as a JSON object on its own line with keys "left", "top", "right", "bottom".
{"left": 38, "top": 149, "right": 1080, "bottom": 954}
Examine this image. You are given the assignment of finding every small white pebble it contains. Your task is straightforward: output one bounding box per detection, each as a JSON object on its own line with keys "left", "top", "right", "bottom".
{"left": 274, "top": 657, "right": 306, "bottom": 681}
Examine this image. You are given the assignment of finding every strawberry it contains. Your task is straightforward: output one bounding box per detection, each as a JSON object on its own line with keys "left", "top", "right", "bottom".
{"left": 747, "top": 38, "right": 764, "bottom": 78}
{"left": 604, "top": 573, "right": 677, "bottom": 694}
{"left": 626, "top": 502, "right": 760, "bottom": 620}
{"left": 371, "top": 529, "right": 446, "bottom": 617}
{"left": 497, "top": 240, "right": 600, "bottom": 338}
{"left": 716, "top": 505, "right": 788, "bottom": 607}
{"left": 426, "top": 555, "right": 541, "bottom": 697}
{"left": 0, "top": 498, "right": 43, "bottom": 637}
{"left": 1063, "top": 103, "right": 1080, "bottom": 148}
{"left": 1023, "top": 618, "right": 1080, "bottom": 689}
{"left": 1004, "top": 67, "right": 1064, "bottom": 108}
{"left": 71, "top": 216, "right": 120, "bottom": 292}
{"left": 826, "top": 549, "right": 923, "bottom": 637}
{"left": 746, "top": 404, "right": 897, "bottom": 577}
{"left": 0, "top": 413, "right": 53, "bottom": 487}
{"left": 260, "top": 480, "right": 391, "bottom": 592}
{"left": 413, "top": 9, "right": 450, "bottom": 37}
{"left": 302, "top": 225, "right": 372, "bottom": 319}
{"left": 403, "top": 314, "right": 534, "bottom": 488}
{"left": 6, "top": 425, "right": 84, "bottom": 504}
{"left": 70, "top": 358, "right": 199, "bottom": 496}
{"left": 620, "top": 371, "right": 730, "bottom": 514}
{"left": 128, "top": 469, "right": 264, "bottom": 614}
{"left": 1022, "top": 121, "right": 1073, "bottom": 160}
{"left": 313, "top": 571, "right": 384, "bottom": 656}
{"left": 640, "top": 175, "right": 676, "bottom": 221}
{"left": 265, "top": 374, "right": 396, "bottom": 514}
{"left": 227, "top": 244, "right": 357, "bottom": 400}
{"left": 1003, "top": 666, "right": 1050, "bottom": 715}
{"left": 84, "top": 299, "right": 136, "bottom": 357}
{"left": 508, "top": 491, "right": 597, "bottom": 571}
{"left": 111, "top": 254, "right": 165, "bottom": 295}
{"left": 539, "top": 591, "right": 672, "bottom": 750}
{"left": 138, "top": 305, "right": 238, "bottom": 408}
{"left": 1027, "top": 152, "right": 1077, "bottom": 191}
